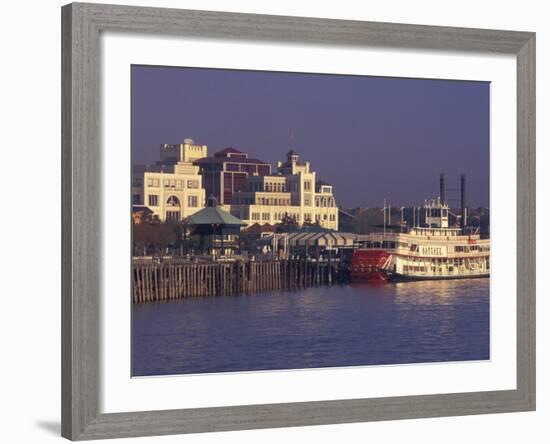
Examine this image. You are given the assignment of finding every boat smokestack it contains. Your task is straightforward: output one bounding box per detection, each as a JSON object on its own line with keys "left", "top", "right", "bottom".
{"left": 439, "top": 173, "right": 445, "bottom": 204}
{"left": 460, "top": 174, "right": 466, "bottom": 228}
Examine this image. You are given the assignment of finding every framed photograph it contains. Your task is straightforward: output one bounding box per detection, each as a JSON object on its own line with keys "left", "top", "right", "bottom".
{"left": 61, "top": 2, "right": 535, "bottom": 440}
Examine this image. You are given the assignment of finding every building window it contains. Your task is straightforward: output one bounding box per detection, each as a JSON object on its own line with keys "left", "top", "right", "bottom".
{"left": 187, "top": 180, "right": 199, "bottom": 189}
{"left": 147, "top": 178, "right": 153, "bottom": 187}
{"left": 258, "top": 165, "right": 271, "bottom": 175}
{"left": 304, "top": 197, "right": 310, "bottom": 206}
{"left": 252, "top": 213, "right": 260, "bottom": 221}
{"left": 132, "top": 194, "right": 141, "bottom": 205}
{"left": 262, "top": 213, "right": 270, "bottom": 221}
{"left": 304, "top": 181, "right": 311, "bottom": 191}
{"left": 166, "top": 196, "right": 180, "bottom": 207}
{"left": 148, "top": 195, "right": 158, "bottom": 206}
{"left": 165, "top": 211, "right": 180, "bottom": 222}
{"left": 188, "top": 195, "right": 198, "bottom": 207}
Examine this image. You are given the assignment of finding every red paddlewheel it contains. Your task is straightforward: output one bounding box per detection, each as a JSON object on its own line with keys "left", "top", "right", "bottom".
{"left": 350, "top": 249, "right": 391, "bottom": 283}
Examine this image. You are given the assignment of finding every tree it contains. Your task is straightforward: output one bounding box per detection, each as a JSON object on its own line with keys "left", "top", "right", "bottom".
{"left": 173, "top": 218, "right": 199, "bottom": 255}
{"left": 337, "top": 208, "right": 385, "bottom": 234}
{"left": 239, "top": 229, "right": 261, "bottom": 255}
{"left": 276, "top": 212, "right": 299, "bottom": 233}
{"left": 301, "top": 220, "right": 324, "bottom": 232}
{"left": 143, "top": 213, "right": 161, "bottom": 225}
{"left": 133, "top": 216, "right": 179, "bottom": 256}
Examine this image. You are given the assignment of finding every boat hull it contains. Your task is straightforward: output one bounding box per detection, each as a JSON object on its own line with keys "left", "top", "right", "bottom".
{"left": 350, "top": 249, "right": 392, "bottom": 283}
{"left": 351, "top": 248, "right": 490, "bottom": 283}
{"left": 392, "top": 272, "right": 489, "bottom": 282}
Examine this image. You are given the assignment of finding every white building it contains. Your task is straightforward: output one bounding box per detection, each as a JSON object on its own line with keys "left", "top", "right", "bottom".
{"left": 229, "top": 150, "right": 339, "bottom": 230}
{"left": 132, "top": 139, "right": 207, "bottom": 222}
{"left": 133, "top": 142, "right": 339, "bottom": 230}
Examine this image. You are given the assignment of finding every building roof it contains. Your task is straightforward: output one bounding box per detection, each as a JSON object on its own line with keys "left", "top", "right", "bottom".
{"left": 215, "top": 147, "right": 243, "bottom": 155}
{"left": 186, "top": 206, "right": 247, "bottom": 227}
{"left": 315, "top": 179, "right": 333, "bottom": 192}
{"left": 287, "top": 149, "right": 298, "bottom": 156}
{"left": 297, "top": 224, "right": 334, "bottom": 233}
{"left": 259, "top": 231, "right": 357, "bottom": 247}
{"left": 244, "top": 223, "right": 279, "bottom": 235}
{"left": 132, "top": 205, "right": 153, "bottom": 214}
{"left": 194, "top": 156, "right": 270, "bottom": 165}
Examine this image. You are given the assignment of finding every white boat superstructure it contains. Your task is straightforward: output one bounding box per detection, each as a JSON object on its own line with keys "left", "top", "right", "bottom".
{"left": 356, "top": 198, "right": 490, "bottom": 281}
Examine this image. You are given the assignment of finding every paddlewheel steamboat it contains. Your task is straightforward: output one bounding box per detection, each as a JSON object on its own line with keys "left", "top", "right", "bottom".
{"left": 351, "top": 176, "right": 489, "bottom": 282}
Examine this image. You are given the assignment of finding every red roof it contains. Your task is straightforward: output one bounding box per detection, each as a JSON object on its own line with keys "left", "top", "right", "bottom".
{"left": 214, "top": 147, "right": 249, "bottom": 159}
{"left": 243, "top": 223, "right": 279, "bottom": 235}
{"left": 195, "top": 156, "right": 270, "bottom": 165}
{"left": 216, "top": 147, "right": 243, "bottom": 154}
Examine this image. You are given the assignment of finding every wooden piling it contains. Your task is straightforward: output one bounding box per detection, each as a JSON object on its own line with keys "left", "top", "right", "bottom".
{"left": 132, "top": 256, "right": 346, "bottom": 303}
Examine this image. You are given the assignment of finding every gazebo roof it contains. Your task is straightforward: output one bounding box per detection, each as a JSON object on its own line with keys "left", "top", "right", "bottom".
{"left": 187, "top": 204, "right": 246, "bottom": 227}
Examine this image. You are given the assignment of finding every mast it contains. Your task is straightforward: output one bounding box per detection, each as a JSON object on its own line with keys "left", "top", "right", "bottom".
{"left": 383, "top": 198, "right": 386, "bottom": 235}
{"left": 461, "top": 174, "right": 467, "bottom": 229}
{"left": 440, "top": 173, "right": 445, "bottom": 204}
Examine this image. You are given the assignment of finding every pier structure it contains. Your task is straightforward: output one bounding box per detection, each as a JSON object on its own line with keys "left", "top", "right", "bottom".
{"left": 257, "top": 231, "right": 356, "bottom": 259}
{"left": 132, "top": 257, "right": 347, "bottom": 303}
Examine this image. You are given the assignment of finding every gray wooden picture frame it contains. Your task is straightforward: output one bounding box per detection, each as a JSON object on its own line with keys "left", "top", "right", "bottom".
{"left": 61, "top": 2, "right": 536, "bottom": 440}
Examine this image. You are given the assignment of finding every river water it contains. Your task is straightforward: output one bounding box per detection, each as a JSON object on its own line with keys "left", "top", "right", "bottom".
{"left": 132, "top": 279, "right": 490, "bottom": 376}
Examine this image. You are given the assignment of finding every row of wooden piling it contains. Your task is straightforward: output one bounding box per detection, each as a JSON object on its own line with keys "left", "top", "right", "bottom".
{"left": 132, "top": 259, "right": 345, "bottom": 303}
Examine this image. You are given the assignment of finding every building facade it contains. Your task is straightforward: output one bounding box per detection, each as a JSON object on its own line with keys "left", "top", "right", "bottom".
{"left": 194, "top": 147, "right": 271, "bottom": 205}
{"left": 158, "top": 138, "right": 208, "bottom": 165}
{"left": 229, "top": 150, "right": 339, "bottom": 230}
{"left": 133, "top": 140, "right": 338, "bottom": 230}
{"left": 132, "top": 140, "right": 206, "bottom": 222}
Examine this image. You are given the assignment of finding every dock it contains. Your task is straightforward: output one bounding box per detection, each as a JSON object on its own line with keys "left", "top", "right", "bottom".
{"left": 132, "top": 258, "right": 347, "bottom": 303}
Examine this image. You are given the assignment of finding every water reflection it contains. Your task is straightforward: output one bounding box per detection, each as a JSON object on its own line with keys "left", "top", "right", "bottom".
{"left": 133, "top": 279, "right": 490, "bottom": 376}
{"left": 393, "top": 279, "right": 488, "bottom": 303}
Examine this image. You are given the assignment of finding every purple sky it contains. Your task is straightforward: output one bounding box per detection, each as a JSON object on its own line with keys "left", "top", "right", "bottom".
{"left": 132, "top": 65, "right": 489, "bottom": 208}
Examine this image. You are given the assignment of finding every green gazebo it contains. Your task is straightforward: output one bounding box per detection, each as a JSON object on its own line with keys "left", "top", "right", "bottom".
{"left": 186, "top": 197, "right": 247, "bottom": 257}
